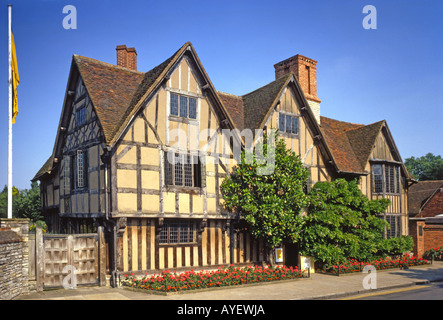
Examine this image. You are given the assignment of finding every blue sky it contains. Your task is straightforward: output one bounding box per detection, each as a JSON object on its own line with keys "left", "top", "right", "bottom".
{"left": 0, "top": 0, "right": 442, "bottom": 190}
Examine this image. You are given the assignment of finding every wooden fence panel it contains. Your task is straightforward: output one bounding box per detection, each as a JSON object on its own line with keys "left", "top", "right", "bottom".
{"left": 43, "top": 235, "right": 71, "bottom": 288}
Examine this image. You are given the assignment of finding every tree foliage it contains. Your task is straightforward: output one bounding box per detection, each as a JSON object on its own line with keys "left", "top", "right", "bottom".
{"left": 14, "top": 181, "right": 42, "bottom": 222}
{"left": 405, "top": 153, "right": 443, "bottom": 181}
{"left": 299, "top": 179, "right": 393, "bottom": 268}
{"left": 220, "top": 133, "right": 310, "bottom": 264}
{"left": 0, "top": 185, "right": 19, "bottom": 218}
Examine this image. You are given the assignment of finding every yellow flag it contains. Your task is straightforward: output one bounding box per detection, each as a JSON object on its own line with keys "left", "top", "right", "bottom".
{"left": 11, "top": 32, "right": 19, "bottom": 124}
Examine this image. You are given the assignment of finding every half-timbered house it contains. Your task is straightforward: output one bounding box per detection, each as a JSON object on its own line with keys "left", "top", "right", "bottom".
{"left": 33, "top": 42, "right": 414, "bottom": 280}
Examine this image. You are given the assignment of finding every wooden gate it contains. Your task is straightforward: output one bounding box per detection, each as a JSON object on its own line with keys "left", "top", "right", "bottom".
{"left": 32, "top": 227, "right": 107, "bottom": 290}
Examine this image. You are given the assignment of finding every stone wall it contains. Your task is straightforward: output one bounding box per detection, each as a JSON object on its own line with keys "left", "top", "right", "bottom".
{"left": 0, "top": 219, "right": 30, "bottom": 300}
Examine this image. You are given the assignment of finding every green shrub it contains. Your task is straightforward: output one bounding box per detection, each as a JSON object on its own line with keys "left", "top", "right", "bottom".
{"left": 299, "top": 179, "right": 391, "bottom": 269}
{"left": 378, "top": 236, "right": 414, "bottom": 258}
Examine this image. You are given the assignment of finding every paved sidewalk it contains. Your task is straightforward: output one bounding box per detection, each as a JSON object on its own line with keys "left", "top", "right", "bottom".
{"left": 15, "top": 261, "right": 443, "bottom": 300}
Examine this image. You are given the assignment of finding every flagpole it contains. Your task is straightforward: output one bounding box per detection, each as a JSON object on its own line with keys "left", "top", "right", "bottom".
{"left": 7, "top": 4, "right": 13, "bottom": 219}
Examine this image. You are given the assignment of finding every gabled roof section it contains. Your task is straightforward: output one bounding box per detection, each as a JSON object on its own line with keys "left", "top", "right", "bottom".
{"left": 74, "top": 55, "right": 144, "bottom": 144}
{"left": 242, "top": 73, "right": 292, "bottom": 131}
{"left": 108, "top": 44, "right": 188, "bottom": 145}
{"left": 107, "top": 42, "right": 239, "bottom": 146}
{"left": 346, "top": 120, "right": 385, "bottom": 169}
{"left": 320, "top": 116, "right": 412, "bottom": 176}
{"left": 73, "top": 42, "right": 237, "bottom": 146}
{"left": 408, "top": 180, "right": 443, "bottom": 215}
{"left": 217, "top": 92, "right": 245, "bottom": 131}
{"left": 217, "top": 73, "right": 292, "bottom": 132}
{"left": 320, "top": 116, "right": 366, "bottom": 173}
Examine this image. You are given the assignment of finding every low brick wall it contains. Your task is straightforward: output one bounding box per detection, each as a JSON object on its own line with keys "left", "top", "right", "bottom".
{"left": 410, "top": 217, "right": 443, "bottom": 258}
{"left": 0, "top": 219, "right": 30, "bottom": 300}
{"left": 424, "top": 219, "right": 443, "bottom": 252}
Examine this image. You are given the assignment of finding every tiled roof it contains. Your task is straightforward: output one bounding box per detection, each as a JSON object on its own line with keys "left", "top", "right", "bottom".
{"left": 408, "top": 180, "right": 443, "bottom": 214}
{"left": 346, "top": 120, "right": 385, "bottom": 169}
{"left": 217, "top": 92, "right": 245, "bottom": 131}
{"left": 217, "top": 73, "right": 291, "bottom": 132}
{"left": 320, "top": 117, "right": 388, "bottom": 174}
{"left": 242, "top": 74, "right": 292, "bottom": 131}
{"left": 320, "top": 116, "right": 367, "bottom": 173}
{"left": 74, "top": 55, "right": 145, "bottom": 144}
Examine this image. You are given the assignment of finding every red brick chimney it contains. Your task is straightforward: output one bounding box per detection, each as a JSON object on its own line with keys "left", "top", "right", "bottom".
{"left": 116, "top": 45, "right": 137, "bottom": 71}
{"left": 274, "top": 54, "right": 321, "bottom": 123}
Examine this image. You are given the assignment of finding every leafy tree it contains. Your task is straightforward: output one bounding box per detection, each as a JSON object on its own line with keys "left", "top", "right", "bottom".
{"left": 299, "top": 179, "right": 392, "bottom": 269}
{"left": 14, "top": 181, "right": 42, "bottom": 222}
{"left": 220, "top": 132, "right": 310, "bottom": 266}
{"left": 0, "top": 185, "right": 19, "bottom": 218}
{"left": 405, "top": 153, "right": 443, "bottom": 181}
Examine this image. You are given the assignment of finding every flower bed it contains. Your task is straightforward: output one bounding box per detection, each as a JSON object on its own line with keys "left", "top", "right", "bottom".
{"left": 121, "top": 264, "right": 307, "bottom": 293}
{"left": 322, "top": 254, "right": 429, "bottom": 275}
{"left": 424, "top": 247, "right": 443, "bottom": 261}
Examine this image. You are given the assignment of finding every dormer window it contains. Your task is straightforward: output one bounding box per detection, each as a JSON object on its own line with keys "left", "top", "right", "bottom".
{"left": 170, "top": 93, "right": 197, "bottom": 120}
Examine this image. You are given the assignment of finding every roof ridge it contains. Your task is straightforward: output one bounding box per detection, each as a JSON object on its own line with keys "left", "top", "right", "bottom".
{"left": 320, "top": 116, "right": 365, "bottom": 128}
{"left": 242, "top": 73, "right": 291, "bottom": 98}
{"left": 74, "top": 54, "right": 145, "bottom": 74}
{"left": 217, "top": 91, "right": 242, "bottom": 98}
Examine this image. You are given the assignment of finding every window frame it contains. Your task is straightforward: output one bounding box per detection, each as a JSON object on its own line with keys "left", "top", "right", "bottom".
{"left": 371, "top": 162, "right": 402, "bottom": 195}
{"left": 278, "top": 111, "right": 299, "bottom": 136}
{"left": 75, "top": 105, "right": 87, "bottom": 128}
{"left": 170, "top": 93, "right": 197, "bottom": 120}
{"left": 159, "top": 220, "right": 197, "bottom": 245}
{"left": 382, "top": 214, "right": 402, "bottom": 238}
{"left": 74, "top": 150, "right": 88, "bottom": 190}
{"left": 63, "top": 156, "right": 71, "bottom": 194}
{"left": 164, "top": 151, "right": 202, "bottom": 189}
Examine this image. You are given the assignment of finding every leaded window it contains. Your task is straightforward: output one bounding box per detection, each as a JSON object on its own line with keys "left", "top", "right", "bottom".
{"left": 278, "top": 112, "right": 298, "bottom": 135}
{"left": 372, "top": 164, "right": 383, "bottom": 193}
{"left": 159, "top": 220, "right": 196, "bottom": 244}
{"left": 385, "top": 214, "right": 401, "bottom": 238}
{"left": 75, "top": 106, "right": 87, "bottom": 127}
{"left": 188, "top": 98, "right": 197, "bottom": 119}
{"left": 180, "top": 96, "right": 188, "bottom": 117}
{"left": 75, "top": 150, "right": 87, "bottom": 189}
{"left": 371, "top": 163, "right": 401, "bottom": 194}
{"left": 165, "top": 152, "right": 202, "bottom": 188}
{"left": 170, "top": 94, "right": 179, "bottom": 116}
{"left": 63, "top": 156, "right": 71, "bottom": 193}
{"left": 170, "top": 93, "right": 197, "bottom": 120}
